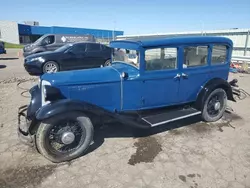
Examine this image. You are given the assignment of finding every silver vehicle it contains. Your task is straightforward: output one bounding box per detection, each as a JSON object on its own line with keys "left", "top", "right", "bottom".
{"left": 23, "top": 34, "right": 96, "bottom": 57}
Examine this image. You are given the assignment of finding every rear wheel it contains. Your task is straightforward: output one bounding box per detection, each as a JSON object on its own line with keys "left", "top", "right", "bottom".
{"left": 35, "top": 112, "right": 94, "bottom": 163}
{"left": 201, "top": 88, "right": 227, "bottom": 122}
{"left": 43, "top": 61, "right": 59, "bottom": 73}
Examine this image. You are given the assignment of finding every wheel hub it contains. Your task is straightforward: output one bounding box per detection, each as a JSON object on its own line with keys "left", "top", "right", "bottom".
{"left": 214, "top": 101, "right": 221, "bottom": 111}
{"left": 61, "top": 132, "right": 75, "bottom": 145}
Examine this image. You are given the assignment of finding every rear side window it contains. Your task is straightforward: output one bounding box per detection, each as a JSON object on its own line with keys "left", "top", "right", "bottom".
{"left": 211, "top": 45, "right": 227, "bottom": 64}
{"left": 87, "top": 43, "right": 101, "bottom": 51}
{"left": 184, "top": 46, "right": 208, "bottom": 68}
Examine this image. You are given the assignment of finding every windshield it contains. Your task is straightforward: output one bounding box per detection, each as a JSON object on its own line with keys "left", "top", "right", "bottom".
{"left": 55, "top": 43, "right": 73, "bottom": 52}
{"left": 33, "top": 35, "right": 47, "bottom": 44}
{"left": 112, "top": 48, "right": 139, "bottom": 68}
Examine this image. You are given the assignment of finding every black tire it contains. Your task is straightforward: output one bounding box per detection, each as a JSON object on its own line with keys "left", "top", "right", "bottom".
{"left": 42, "top": 61, "right": 59, "bottom": 74}
{"left": 201, "top": 88, "right": 227, "bottom": 122}
{"left": 35, "top": 112, "right": 94, "bottom": 163}
{"left": 104, "top": 59, "right": 111, "bottom": 66}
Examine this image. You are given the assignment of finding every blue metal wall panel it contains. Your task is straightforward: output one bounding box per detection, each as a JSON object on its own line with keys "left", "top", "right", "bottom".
{"left": 18, "top": 24, "right": 123, "bottom": 38}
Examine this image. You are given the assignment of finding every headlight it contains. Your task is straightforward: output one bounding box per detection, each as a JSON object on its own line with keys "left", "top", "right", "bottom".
{"left": 30, "top": 57, "right": 45, "bottom": 63}
{"left": 41, "top": 80, "right": 51, "bottom": 106}
{"left": 41, "top": 80, "right": 64, "bottom": 105}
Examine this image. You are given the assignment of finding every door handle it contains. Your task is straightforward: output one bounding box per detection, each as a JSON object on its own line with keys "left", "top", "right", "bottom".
{"left": 181, "top": 73, "right": 188, "bottom": 78}
{"left": 174, "top": 73, "right": 181, "bottom": 79}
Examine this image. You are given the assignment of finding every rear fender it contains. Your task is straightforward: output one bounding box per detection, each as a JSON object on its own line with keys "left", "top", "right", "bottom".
{"left": 195, "top": 78, "right": 235, "bottom": 111}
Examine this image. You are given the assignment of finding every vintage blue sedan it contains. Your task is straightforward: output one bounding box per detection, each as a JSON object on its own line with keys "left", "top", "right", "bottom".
{"left": 18, "top": 36, "right": 237, "bottom": 162}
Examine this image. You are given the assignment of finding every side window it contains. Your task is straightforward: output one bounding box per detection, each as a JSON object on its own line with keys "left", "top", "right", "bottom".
{"left": 42, "top": 35, "right": 55, "bottom": 45}
{"left": 211, "top": 45, "right": 227, "bottom": 64}
{"left": 70, "top": 44, "right": 86, "bottom": 54}
{"left": 184, "top": 46, "right": 208, "bottom": 68}
{"left": 87, "top": 43, "right": 101, "bottom": 52}
{"left": 145, "top": 48, "right": 177, "bottom": 71}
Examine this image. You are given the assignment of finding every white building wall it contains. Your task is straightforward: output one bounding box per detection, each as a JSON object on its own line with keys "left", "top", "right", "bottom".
{"left": 0, "top": 21, "right": 19, "bottom": 44}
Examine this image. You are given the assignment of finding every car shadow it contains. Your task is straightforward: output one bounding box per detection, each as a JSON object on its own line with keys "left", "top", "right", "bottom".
{"left": 0, "top": 65, "right": 7, "bottom": 69}
{"left": 86, "top": 115, "right": 202, "bottom": 155}
{"left": 0, "top": 57, "right": 19, "bottom": 60}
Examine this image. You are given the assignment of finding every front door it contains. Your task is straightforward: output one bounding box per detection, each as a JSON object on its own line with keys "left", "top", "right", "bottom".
{"left": 179, "top": 45, "right": 211, "bottom": 103}
{"left": 141, "top": 47, "right": 181, "bottom": 109}
{"left": 61, "top": 43, "right": 87, "bottom": 70}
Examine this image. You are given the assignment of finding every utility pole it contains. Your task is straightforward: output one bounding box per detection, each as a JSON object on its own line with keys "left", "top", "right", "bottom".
{"left": 113, "top": 21, "right": 116, "bottom": 41}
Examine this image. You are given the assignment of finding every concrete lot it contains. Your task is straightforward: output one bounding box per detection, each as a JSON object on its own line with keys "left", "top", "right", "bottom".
{"left": 0, "top": 50, "right": 250, "bottom": 188}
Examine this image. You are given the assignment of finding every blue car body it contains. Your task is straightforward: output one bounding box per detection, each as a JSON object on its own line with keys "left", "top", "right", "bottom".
{"left": 18, "top": 36, "right": 238, "bottom": 162}
{"left": 40, "top": 36, "right": 233, "bottom": 112}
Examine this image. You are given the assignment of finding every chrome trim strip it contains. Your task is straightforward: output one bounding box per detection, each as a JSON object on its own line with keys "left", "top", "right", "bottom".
{"left": 142, "top": 111, "right": 201, "bottom": 127}
{"left": 110, "top": 66, "right": 123, "bottom": 110}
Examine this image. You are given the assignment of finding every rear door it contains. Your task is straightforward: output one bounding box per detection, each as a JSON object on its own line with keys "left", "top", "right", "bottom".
{"left": 179, "top": 45, "right": 211, "bottom": 102}
{"left": 83, "top": 43, "right": 105, "bottom": 68}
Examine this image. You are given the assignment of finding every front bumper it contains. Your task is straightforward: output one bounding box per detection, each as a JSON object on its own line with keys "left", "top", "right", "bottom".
{"left": 18, "top": 105, "right": 34, "bottom": 146}
{"left": 24, "top": 62, "right": 43, "bottom": 76}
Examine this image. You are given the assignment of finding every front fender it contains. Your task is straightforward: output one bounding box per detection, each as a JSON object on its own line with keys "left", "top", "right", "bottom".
{"left": 36, "top": 99, "right": 109, "bottom": 121}
{"left": 195, "top": 78, "right": 236, "bottom": 110}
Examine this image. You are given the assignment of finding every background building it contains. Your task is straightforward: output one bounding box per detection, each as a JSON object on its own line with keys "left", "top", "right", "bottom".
{"left": 0, "top": 20, "right": 124, "bottom": 45}
{"left": 116, "top": 29, "right": 250, "bottom": 56}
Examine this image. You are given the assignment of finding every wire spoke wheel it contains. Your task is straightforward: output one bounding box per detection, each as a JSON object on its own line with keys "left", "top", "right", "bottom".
{"left": 45, "top": 120, "right": 86, "bottom": 155}
{"left": 202, "top": 88, "right": 227, "bottom": 122}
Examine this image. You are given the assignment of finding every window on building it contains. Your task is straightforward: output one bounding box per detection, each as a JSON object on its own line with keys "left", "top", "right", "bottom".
{"left": 145, "top": 48, "right": 177, "bottom": 71}
{"left": 183, "top": 46, "right": 208, "bottom": 68}
{"left": 211, "top": 45, "right": 227, "bottom": 64}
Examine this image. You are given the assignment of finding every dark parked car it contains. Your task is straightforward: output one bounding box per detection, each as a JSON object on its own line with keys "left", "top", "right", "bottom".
{"left": 24, "top": 42, "right": 112, "bottom": 75}
{"left": 0, "top": 41, "right": 6, "bottom": 55}
{"left": 19, "top": 36, "right": 239, "bottom": 163}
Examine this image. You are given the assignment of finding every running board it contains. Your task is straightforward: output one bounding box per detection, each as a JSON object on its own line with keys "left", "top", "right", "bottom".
{"left": 142, "top": 108, "right": 201, "bottom": 127}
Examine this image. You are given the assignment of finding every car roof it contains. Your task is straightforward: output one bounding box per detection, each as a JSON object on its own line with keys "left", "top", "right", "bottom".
{"left": 110, "top": 36, "right": 233, "bottom": 49}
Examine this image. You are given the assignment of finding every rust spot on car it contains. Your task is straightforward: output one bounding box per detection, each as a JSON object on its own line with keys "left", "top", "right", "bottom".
{"left": 128, "top": 136, "right": 162, "bottom": 165}
{"left": 0, "top": 165, "right": 57, "bottom": 188}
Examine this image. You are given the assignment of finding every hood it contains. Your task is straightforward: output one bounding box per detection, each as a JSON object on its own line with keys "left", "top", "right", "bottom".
{"left": 41, "top": 66, "right": 122, "bottom": 86}
{"left": 26, "top": 51, "right": 60, "bottom": 59}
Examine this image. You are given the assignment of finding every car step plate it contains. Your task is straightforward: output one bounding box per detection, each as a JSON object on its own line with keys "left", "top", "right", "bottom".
{"left": 142, "top": 108, "right": 201, "bottom": 127}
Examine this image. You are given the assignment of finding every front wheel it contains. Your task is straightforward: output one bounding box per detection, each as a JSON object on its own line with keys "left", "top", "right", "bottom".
{"left": 35, "top": 112, "right": 94, "bottom": 163}
{"left": 201, "top": 88, "right": 227, "bottom": 122}
{"left": 42, "top": 61, "right": 59, "bottom": 74}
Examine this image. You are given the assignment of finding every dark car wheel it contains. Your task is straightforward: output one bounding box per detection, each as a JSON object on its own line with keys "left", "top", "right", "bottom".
{"left": 43, "top": 61, "right": 59, "bottom": 74}
{"left": 201, "top": 88, "right": 227, "bottom": 122}
{"left": 104, "top": 59, "right": 111, "bottom": 66}
{"left": 35, "top": 112, "right": 94, "bottom": 163}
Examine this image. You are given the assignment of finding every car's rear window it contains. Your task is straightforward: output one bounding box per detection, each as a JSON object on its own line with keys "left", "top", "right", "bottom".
{"left": 211, "top": 45, "right": 227, "bottom": 64}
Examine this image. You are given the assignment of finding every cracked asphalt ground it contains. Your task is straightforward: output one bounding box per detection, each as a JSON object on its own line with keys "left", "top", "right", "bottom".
{"left": 1, "top": 51, "right": 250, "bottom": 188}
